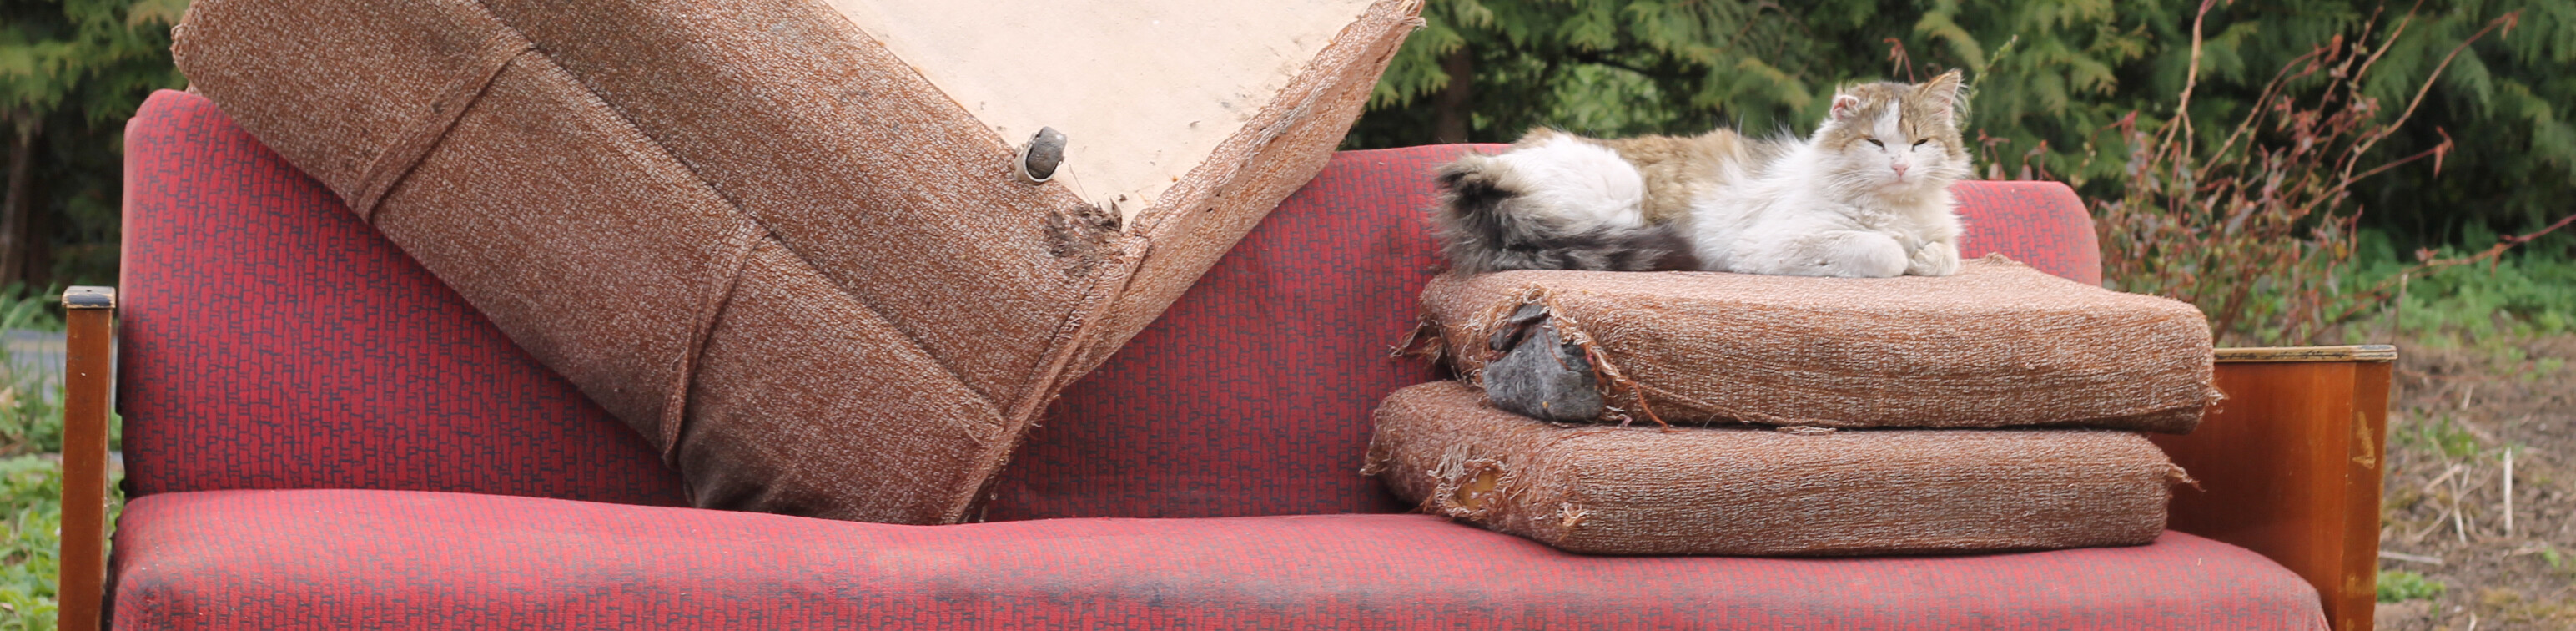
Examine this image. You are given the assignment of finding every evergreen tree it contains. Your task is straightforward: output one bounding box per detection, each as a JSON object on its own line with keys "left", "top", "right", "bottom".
{"left": 1, "top": 0, "right": 187, "bottom": 286}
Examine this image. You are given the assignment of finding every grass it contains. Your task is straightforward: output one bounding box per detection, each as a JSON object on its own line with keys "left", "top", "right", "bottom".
{"left": 2346, "top": 230, "right": 2576, "bottom": 342}
{"left": 2380, "top": 569, "right": 2449, "bottom": 603}
{"left": 0, "top": 456, "right": 123, "bottom": 631}
{"left": 2396, "top": 413, "right": 2488, "bottom": 462}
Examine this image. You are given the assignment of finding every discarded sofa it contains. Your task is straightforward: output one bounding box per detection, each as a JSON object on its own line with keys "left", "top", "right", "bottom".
{"left": 70, "top": 93, "right": 2391, "bottom": 628}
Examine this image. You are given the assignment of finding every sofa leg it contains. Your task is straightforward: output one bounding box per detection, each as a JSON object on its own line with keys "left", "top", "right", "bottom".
{"left": 59, "top": 285, "right": 115, "bottom": 631}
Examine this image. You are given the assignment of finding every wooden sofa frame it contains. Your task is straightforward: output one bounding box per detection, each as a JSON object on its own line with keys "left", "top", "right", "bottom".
{"left": 50, "top": 285, "right": 2394, "bottom": 630}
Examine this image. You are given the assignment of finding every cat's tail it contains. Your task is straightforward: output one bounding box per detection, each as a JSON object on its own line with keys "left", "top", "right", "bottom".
{"left": 1433, "top": 153, "right": 1700, "bottom": 274}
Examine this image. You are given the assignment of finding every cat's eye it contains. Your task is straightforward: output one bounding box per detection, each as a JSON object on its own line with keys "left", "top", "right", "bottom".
{"left": 1865, "top": 139, "right": 1884, "bottom": 149}
{"left": 1913, "top": 139, "right": 1929, "bottom": 148}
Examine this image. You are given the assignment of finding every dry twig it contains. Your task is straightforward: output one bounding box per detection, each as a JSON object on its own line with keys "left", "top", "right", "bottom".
{"left": 2090, "top": 6, "right": 2554, "bottom": 345}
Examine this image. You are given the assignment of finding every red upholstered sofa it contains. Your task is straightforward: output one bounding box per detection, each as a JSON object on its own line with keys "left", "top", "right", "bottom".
{"left": 57, "top": 89, "right": 2392, "bottom": 628}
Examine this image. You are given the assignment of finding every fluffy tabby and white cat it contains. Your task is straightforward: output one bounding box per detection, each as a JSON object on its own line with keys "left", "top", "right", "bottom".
{"left": 1434, "top": 70, "right": 1970, "bottom": 278}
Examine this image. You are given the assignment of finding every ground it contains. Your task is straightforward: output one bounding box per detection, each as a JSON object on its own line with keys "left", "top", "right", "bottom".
{"left": 2375, "top": 334, "right": 2576, "bottom": 630}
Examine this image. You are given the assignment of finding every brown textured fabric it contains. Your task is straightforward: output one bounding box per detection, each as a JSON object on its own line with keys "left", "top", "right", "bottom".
{"left": 1418, "top": 256, "right": 2220, "bottom": 432}
{"left": 1365, "top": 381, "right": 2181, "bottom": 555}
{"left": 169, "top": 0, "right": 1417, "bottom": 523}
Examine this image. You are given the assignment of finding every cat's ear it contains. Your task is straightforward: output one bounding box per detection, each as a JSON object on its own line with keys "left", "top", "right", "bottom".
{"left": 1917, "top": 70, "right": 1965, "bottom": 114}
{"left": 1829, "top": 93, "right": 1865, "bottom": 123}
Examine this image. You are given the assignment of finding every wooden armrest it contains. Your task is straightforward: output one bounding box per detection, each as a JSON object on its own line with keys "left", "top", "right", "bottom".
{"left": 59, "top": 285, "right": 114, "bottom": 631}
{"left": 2151, "top": 345, "right": 2394, "bottom": 631}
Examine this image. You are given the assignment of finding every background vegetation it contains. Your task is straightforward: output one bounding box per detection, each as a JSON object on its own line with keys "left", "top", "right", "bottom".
{"left": 3, "top": 0, "right": 184, "bottom": 290}
{"left": 3, "top": 0, "right": 2572, "bottom": 337}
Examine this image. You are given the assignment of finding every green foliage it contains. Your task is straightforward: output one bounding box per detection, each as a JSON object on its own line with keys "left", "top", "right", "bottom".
{"left": 0, "top": 285, "right": 55, "bottom": 334}
{"left": 1352, "top": 0, "right": 1858, "bottom": 146}
{"left": 1351, "top": 0, "right": 2576, "bottom": 255}
{"left": 0, "top": 456, "right": 65, "bottom": 629}
{"left": 2347, "top": 229, "right": 2576, "bottom": 338}
{"left": 2397, "top": 412, "right": 2488, "bottom": 460}
{"left": 0, "top": 285, "right": 83, "bottom": 457}
{"left": 0, "top": 454, "right": 121, "bottom": 630}
{"left": 2083, "top": 7, "right": 2554, "bottom": 344}
{"left": 2378, "top": 569, "right": 2448, "bottom": 602}
{"left": 2, "top": 0, "right": 186, "bottom": 125}
{"left": 2, "top": 0, "right": 188, "bottom": 287}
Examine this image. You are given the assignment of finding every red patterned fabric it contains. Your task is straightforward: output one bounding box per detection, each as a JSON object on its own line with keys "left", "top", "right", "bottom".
{"left": 113, "top": 489, "right": 2326, "bottom": 629}
{"left": 118, "top": 90, "right": 684, "bottom": 505}
{"left": 989, "top": 145, "right": 2110, "bottom": 520}
{"left": 1952, "top": 180, "right": 2105, "bottom": 286}
{"left": 984, "top": 146, "right": 1465, "bottom": 520}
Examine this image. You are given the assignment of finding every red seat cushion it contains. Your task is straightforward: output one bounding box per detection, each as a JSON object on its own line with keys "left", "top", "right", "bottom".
{"left": 112, "top": 490, "right": 2322, "bottom": 628}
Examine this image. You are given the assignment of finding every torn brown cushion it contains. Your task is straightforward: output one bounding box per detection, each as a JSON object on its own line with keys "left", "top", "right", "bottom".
{"left": 1365, "top": 381, "right": 2181, "bottom": 555}
{"left": 170, "top": 0, "right": 1418, "bottom": 523}
{"left": 1419, "top": 256, "right": 2220, "bottom": 432}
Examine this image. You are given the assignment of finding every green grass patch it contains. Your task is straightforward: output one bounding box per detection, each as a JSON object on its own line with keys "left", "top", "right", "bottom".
{"left": 2379, "top": 569, "right": 2448, "bottom": 603}
{"left": 2392, "top": 410, "right": 2488, "bottom": 462}
{"left": 2347, "top": 230, "right": 2576, "bottom": 342}
{"left": 1, "top": 456, "right": 68, "bottom": 628}
{"left": 0, "top": 456, "right": 121, "bottom": 630}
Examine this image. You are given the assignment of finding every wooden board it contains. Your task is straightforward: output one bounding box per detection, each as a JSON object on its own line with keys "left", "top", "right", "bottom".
{"left": 58, "top": 286, "right": 114, "bottom": 631}
{"left": 2156, "top": 347, "right": 2392, "bottom": 631}
{"left": 827, "top": 0, "right": 1384, "bottom": 220}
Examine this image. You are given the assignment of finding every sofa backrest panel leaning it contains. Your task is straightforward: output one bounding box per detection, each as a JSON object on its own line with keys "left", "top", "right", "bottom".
{"left": 122, "top": 99, "right": 2114, "bottom": 521}
{"left": 168, "top": 0, "right": 1419, "bottom": 524}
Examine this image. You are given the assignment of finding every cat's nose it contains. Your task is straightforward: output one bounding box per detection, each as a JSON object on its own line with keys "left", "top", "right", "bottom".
{"left": 1892, "top": 163, "right": 1910, "bottom": 179}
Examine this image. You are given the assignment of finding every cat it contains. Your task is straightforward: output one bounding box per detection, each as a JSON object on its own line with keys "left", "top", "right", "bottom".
{"left": 1432, "top": 70, "right": 1970, "bottom": 278}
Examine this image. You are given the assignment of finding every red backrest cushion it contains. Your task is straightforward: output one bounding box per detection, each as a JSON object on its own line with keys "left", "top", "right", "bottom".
{"left": 1952, "top": 182, "right": 2104, "bottom": 285}
{"left": 118, "top": 89, "right": 685, "bottom": 505}
{"left": 985, "top": 144, "right": 2106, "bottom": 520}
{"left": 983, "top": 147, "right": 1462, "bottom": 520}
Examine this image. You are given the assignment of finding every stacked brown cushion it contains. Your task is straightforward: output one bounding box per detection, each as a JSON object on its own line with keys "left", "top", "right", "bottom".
{"left": 1416, "top": 256, "right": 2220, "bottom": 432}
{"left": 1382, "top": 256, "right": 2216, "bottom": 554}
{"left": 171, "top": 0, "right": 1418, "bottom": 523}
{"left": 1366, "top": 381, "right": 2183, "bottom": 555}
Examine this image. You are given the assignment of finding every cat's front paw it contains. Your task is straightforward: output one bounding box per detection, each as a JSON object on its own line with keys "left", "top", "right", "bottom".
{"left": 1908, "top": 240, "right": 1960, "bottom": 276}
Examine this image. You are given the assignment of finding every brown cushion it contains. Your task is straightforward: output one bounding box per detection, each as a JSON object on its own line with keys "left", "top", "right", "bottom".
{"left": 1365, "top": 381, "right": 2183, "bottom": 555}
{"left": 1416, "top": 256, "right": 2220, "bottom": 432}
{"left": 169, "top": 0, "right": 1417, "bottom": 523}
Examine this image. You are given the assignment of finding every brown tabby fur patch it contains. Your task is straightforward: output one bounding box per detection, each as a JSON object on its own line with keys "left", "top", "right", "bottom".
{"left": 1512, "top": 128, "right": 1799, "bottom": 227}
